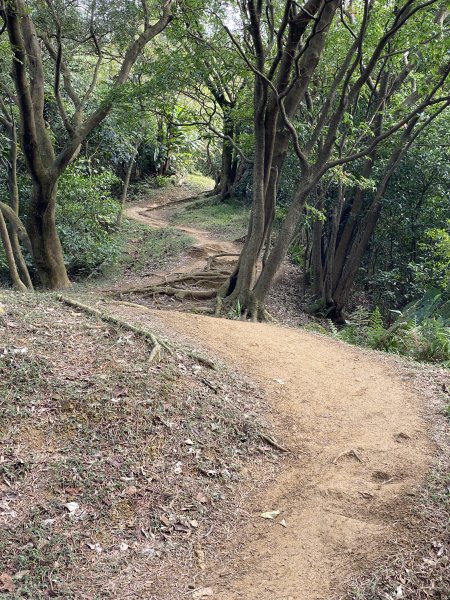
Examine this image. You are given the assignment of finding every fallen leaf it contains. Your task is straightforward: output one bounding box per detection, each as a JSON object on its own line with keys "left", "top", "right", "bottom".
{"left": 63, "top": 502, "right": 79, "bottom": 514}
{"left": 192, "top": 588, "right": 213, "bottom": 599}
{"left": 119, "top": 542, "right": 129, "bottom": 551}
{"left": 0, "top": 573, "right": 14, "bottom": 593}
{"left": 87, "top": 543, "right": 103, "bottom": 554}
{"left": 279, "top": 519, "right": 287, "bottom": 528}
{"left": 260, "top": 510, "right": 280, "bottom": 520}
{"left": 189, "top": 519, "right": 199, "bottom": 528}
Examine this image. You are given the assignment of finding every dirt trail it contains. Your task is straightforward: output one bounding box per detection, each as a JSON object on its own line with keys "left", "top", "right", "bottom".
{"left": 126, "top": 194, "right": 241, "bottom": 276}
{"left": 119, "top": 191, "right": 432, "bottom": 599}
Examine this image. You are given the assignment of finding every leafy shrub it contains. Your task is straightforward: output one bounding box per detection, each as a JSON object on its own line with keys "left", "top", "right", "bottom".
{"left": 326, "top": 299, "right": 449, "bottom": 367}
{"left": 155, "top": 175, "right": 172, "bottom": 188}
{"left": 57, "top": 162, "right": 121, "bottom": 276}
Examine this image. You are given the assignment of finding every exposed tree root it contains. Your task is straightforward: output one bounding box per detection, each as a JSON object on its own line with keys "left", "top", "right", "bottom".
{"left": 205, "top": 253, "right": 240, "bottom": 271}
{"left": 214, "top": 290, "right": 275, "bottom": 323}
{"left": 122, "top": 286, "right": 218, "bottom": 300}
{"left": 332, "top": 449, "right": 363, "bottom": 465}
{"left": 142, "top": 190, "right": 212, "bottom": 213}
{"left": 112, "top": 269, "right": 231, "bottom": 301}
{"left": 259, "top": 433, "right": 289, "bottom": 453}
{"left": 58, "top": 295, "right": 218, "bottom": 370}
{"left": 57, "top": 295, "right": 170, "bottom": 363}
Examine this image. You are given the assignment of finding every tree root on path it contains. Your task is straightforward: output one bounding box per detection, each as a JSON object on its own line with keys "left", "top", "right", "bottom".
{"left": 141, "top": 190, "right": 213, "bottom": 213}
{"left": 112, "top": 269, "right": 231, "bottom": 301}
{"left": 57, "top": 295, "right": 217, "bottom": 369}
{"left": 205, "top": 253, "right": 240, "bottom": 271}
{"left": 57, "top": 295, "right": 170, "bottom": 364}
{"left": 259, "top": 433, "right": 289, "bottom": 453}
{"left": 332, "top": 449, "right": 363, "bottom": 465}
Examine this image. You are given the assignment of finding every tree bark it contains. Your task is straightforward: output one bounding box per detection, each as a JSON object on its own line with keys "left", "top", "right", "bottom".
{"left": 26, "top": 178, "right": 71, "bottom": 289}
{"left": 0, "top": 208, "right": 27, "bottom": 291}
{"left": 0, "top": 112, "right": 34, "bottom": 289}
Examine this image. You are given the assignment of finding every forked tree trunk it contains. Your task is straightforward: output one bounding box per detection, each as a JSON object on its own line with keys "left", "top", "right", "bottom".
{"left": 26, "top": 179, "right": 71, "bottom": 289}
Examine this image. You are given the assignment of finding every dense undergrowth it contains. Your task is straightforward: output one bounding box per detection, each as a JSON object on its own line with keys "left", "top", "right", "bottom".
{"left": 305, "top": 290, "right": 450, "bottom": 368}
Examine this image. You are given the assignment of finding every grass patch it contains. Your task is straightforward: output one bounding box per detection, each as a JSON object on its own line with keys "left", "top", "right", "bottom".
{"left": 171, "top": 198, "right": 249, "bottom": 240}
{"left": 186, "top": 173, "right": 215, "bottom": 190}
{"left": 106, "top": 219, "right": 193, "bottom": 278}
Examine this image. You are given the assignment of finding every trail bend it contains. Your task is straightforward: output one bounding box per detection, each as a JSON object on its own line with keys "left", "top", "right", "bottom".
{"left": 117, "top": 190, "right": 432, "bottom": 599}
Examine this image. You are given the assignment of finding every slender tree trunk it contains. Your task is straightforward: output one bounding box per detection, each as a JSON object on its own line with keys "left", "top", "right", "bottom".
{"left": 333, "top": 155, "right": 376, "bottom": 287}
{"left": 8, "top": 230, "right": 32, "bottom": 289}
{"left": 0, "top": 209, "right": 27, "bottom": 291}
{"left": 117, "top": 151, "right": 137, "bottom": 226}
{"left": 224, "top": 76, "right": 268, "bottom": 304}
{"left": 218, "top": 110, "right": 235, "bottom": 200}
{"left": 7, "top": 127, "right": 33, "bottom": 289}
{"left": 323, "top": 182, "right": 344, "bottom": 306}
{"left": 249, "top": 182, "right": 313, "bottom": 317}
{"left": 311, "top": 186, "right": 325, "bottom": 298}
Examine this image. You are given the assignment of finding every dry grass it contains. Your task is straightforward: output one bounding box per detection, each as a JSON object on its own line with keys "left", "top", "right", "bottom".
{"left": 0, "top": 293, "right": 281, "bottom": 599}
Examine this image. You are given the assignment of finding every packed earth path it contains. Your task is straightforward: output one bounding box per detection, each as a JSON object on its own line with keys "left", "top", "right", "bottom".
{"left": 107, "top": 188, "right": 433, "bottom": 599}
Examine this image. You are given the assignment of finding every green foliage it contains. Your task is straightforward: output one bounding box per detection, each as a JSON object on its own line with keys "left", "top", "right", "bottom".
{"left": 414, "top": 224, "right": 450, "bottom": 291}
{"left": 290, "top": 244, "right": 304, "bottom": 266}
{"left": 367, "top": 307, "right": 385, "bottom": 348}
{"left": 155, "top": 175, "right": 173, "bottom": 188}
{"left": 57, "top": 162, "right": 121, "bottom": 276}
{"left": 302, "top": 322, "right": 329, "bottom": 335}
{"left": 327, "top": 297, "right": 450, "bottom": 367}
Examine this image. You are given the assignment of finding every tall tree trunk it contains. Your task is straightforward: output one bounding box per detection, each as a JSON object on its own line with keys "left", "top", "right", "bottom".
{"left": 223, "top": 75, "right": 268, "bottom": 304}
{"left": 323, "top": 182, "right": 344, "bottom": 306}
{"left": 26, "top": 178, "right": 70, "bottom": 289}
{"left": 333, "top": 155, "right": 377, "bottom": 288}
{"left": 331, "top": 124, "right": 418, "bottom": 318}
{"left": 311, "top": 186, "right": 325, "bottom": 298}
{"left": 5, "top": 127, "right": 33, "bottom": 289}
{"left": 218, "top": 110, "right": 236, "bottom": 200}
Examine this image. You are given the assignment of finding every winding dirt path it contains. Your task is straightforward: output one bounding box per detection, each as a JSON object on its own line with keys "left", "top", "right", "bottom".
{"left": 118, "top": 191, "right": 433, "bottom": 599}
{"left": 126, "top": 193, "right": 241, "bottom": 276}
